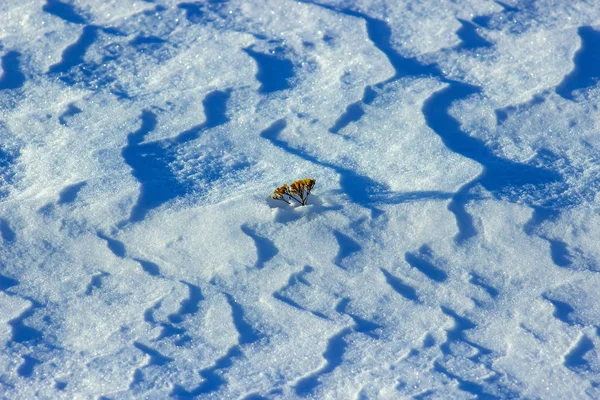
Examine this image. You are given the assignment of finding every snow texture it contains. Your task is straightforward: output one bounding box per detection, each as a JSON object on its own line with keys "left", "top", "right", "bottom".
{"left": 1, "top": 0, "right": 600, "bottom": 398}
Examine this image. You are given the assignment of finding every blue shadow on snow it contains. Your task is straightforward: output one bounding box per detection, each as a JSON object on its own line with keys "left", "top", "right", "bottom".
{"left": 17, "top": 355, "right": 40, "bottom": 378}
{"left": 564, "top": 335, "right": 594, "bottom": 371}
{"left": 241, "top": 224, "right": 279, "bottom": 270}
{"left": 332, "top": 230, "right": 361, "bottom": 269}
{"left": 48, "top": 25, "right": 100, "bottom": 75}
{"left": 43, "top": 0, "right": 87, "bottom": 24}
{"left": 58, "top": 103, "right": 83, "bottom": 126}
{"left": 0, "top": 51, "right": 26, "bottom": 90}
{"left": 0, "top": 219, "right": 16, "bottom": 243}
{"left": 404, "top": 245, "right": 447, "bottom": 283}
{"left": 556, "top": 26, "right": 600, "bottom": 100}
{"left": 243, "top": 47, "right": 295, "bottom": 94}
{"left": 455, "top": 18, "right": 493, "bottom": 50}
{"left": 167, "top": 281, "right": 204, "bottom": 324}
{"left": 272, "top": 266, "right": 330, "bottom": 321}
{"left": 380, "top": 268, "right": 420, "bottom": 303}
{"left": 123, "top": 90, "right": 230, "bottom": 223}
{"left": 57, "top": 181, "right": 87, "bottom": 204}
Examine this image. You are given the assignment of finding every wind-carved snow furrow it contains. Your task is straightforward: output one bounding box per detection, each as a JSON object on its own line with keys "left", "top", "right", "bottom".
{"left": 142, "top": 283, "right": 194, "bottom": 354}
{"left": 8, "top": 301, "right": 43, "bottom": 343}
{"left": 300, "top": 1, "right": 441, "bottom": 134}
{"left": 127, "top": 34, "right": 167, "bottom": 64}
{"left": 45, "top": 13, "right": 130, "bottom": 94}
{"left": 293, "top": 327, "right": 353, "bottom": 396}
{"left": 328, "top": 87, "right": 376, "bottom": 135}
{"left": 133, "top": 258, "right": 161, "bottom": 277}
{"left": 422, "top": 82, "right": 562, "bottom": 243}
{"left": 178, "top": 2, "right": 206, "bottom": 24}
{"left": 141, "top": 291, "right": 192, "bottom": 344}
{"left": 523, "top": 207, "right": 576, "bottom": 269}
{"left": 564, "top": 334, "right": 594, "bottom": 372}
{"left": 547, "top": 240, "right": 574, "bottom": 268}
{"left": 131, "top": 341, "right": 174, "bottom": 390}
{"left": 172, "top": 293, "right": 262, "bottom": 397}
{"left": 556, "top": 27, "right": 600, "bottom": 101}
{"left": 173, "top": 90, "right": 230, "bottom": 144}
{"left": 143, "top": 300, "right": 161, "bottom": 325}
{"left": 486, "top": 27, "right": 600, "bottom": 256}
{"left": 0, "top": 273, "right": 18, "bottom": 291}
{"left": 167, "top": 281, "right": 204, "bottom": 324}
{"left": 223, "top": 293, "right": 262, "bottom": 345}
{"left": 293, "top": 298, "right": 380, "bottom": 396}
{"left": 48, "top": 25, "right": 101, "bottom": 75}
{"left": 1, "top": 281, "right": 44, "bottom": 380}
{"left": 340, "top": 10, "right": 440, "bottom": 81}
{"left": 85, "top": 271, "right": 110, "bottom": 295}
{"left": 0, "top": 51, "right": 26, "bottom": 91}
{"left": 241, "top": 224, "right": 279, "bottom": 270}
{"left": 130, "top": 369, "right": 144, "bottom": 391}
{"left": 494, "top": 1, "right": 519, "bottom": 13}
{"left": 97, "top": 232, "right": 126, "bottom": 258}
{"left": 404, "top": 245, "right": 448, "bottom": 283}
{"left": 447, "top": 181, "right": 479, "bottom": 243}
{"left": 0, "top": 282, "right": 41, "bottom": 392}
{"left": 57, "top": 181, "right": 87, "bottom": 205}
{"left": 332, "top": 230, "right": 361, "bottom": 270}
{"left": 172, "top": 346, "right": 243, "bottom": 397}
{"left": 123, "top": 91, "right": 231, "bottom": 223}
{"left": 43, "top": 0, "right": 87, "bottom": 25}
{"left": 0, "top": 146, "right": 17, "bottom": 200}
{"left": 523, "top": 206, "right": 558, "bottom": 234}
{"left": 243, "top": 47, "right": 295, "bottom": 94}
{"left": 0, "top": 218, "right": 16, "bottom": 243}
{"left": 300, "top": 5, "right": 564, "bottom": 245}
{"left": 260, "top": 119, "right": 386, "bottom": 214}
{"left": 422, "top": 84, "right": 481, "bottom": 170}
{"left": 472, "top": 1, "right": 519, "bottom": 30}
{"left": 136, "top": 288, "right": 198, "bottom": 387}
{"left": 542, "top": 294, "right": 576, "bottom": 326}
{"left": 423, "top": 333, "right": 436, "bottom": 348}
{"left": 2, "top": 292, "right": 45, "bottom": 386}
{"left": 55, "top": 380, "right": 67, "bottom": 391}
{"left": 433, "top": 362, "right": 501, "bottom": 400}
{"left": 133, "top": 341, "right": 174, "bottom": 366}
{"left": 58, "top": 103, "right": 83, "bottom": 126}
{"left": 294, "top": 328, "right": 352, "bottom": 397}
{"left": 121, "top": 109, "right": 159, "bottom": 222}
{"left": 335, "top": 298, "right": 381, "bottom": 338}
{"left": 261, "top": 118, "right": 462, "bottom": 216}
{"left": 16, "top": 355, "right": 40, "bottom": 378}
{"left": 98, "top": 231, "right": 165, "bottom": 278}
{"left": 148, "top": 305, "right": 189, "bottom": 343}
{"left": 177, "top": 1, "right": 229, "bottom": 25}
{"left": 130, "top": 35, "right": 166, "bottom": 48}
{"left": 432, "top": 306, "right": 509, "bottom": 399}
{"left": 440, "top": 306, "right": 492, "bottom": 363}
{"left": 272, "top": 293, "right": 329, "bottom": 320}
{"left": 455, "top": 19, "right": 493, "bottom": 50}
{"left": 469, "top": 273, "right": 499, "bottom": 299}
{"left": 273, "top": 266, "right": 330, "bottom": 320}
{"left": 379, "top": 268, "right": 420, "bottom": 303}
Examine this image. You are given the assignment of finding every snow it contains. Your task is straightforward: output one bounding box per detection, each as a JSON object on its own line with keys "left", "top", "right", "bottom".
{"left": 1, "top": 0, "right": 600, "bottom": 398}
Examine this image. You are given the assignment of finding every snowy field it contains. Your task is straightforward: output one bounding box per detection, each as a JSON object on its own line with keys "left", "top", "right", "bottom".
{"left": 1, "top": 0, "right": 600, "bottom": 398}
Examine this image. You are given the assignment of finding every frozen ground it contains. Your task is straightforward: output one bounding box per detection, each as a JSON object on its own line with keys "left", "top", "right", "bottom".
{"left": 1, "top": 0, "right": 600, "bottom": 398}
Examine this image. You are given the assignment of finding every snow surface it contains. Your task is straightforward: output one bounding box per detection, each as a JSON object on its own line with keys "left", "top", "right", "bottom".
{"left": 1, "top": 0, "right": 600, "bottom": 398}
